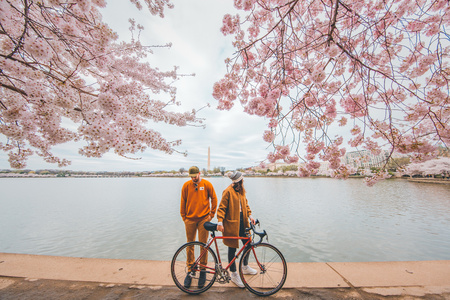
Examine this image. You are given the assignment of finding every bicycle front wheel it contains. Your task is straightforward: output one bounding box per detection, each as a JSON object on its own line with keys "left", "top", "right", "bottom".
{"left": 239, "top": 243, "right": 287, "bottom": 296}
{"left": 171, "top": 241, "right": 217, "bottom": 294}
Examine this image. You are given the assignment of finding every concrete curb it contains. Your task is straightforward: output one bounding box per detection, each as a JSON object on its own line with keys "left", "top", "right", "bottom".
{"left": 1, "top": 253, "right": 449, "bottom": 294}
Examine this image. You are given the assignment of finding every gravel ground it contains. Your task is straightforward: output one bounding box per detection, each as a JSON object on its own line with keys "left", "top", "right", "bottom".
{"left": 1, "top": 276, "right": 450, "bottom": 300}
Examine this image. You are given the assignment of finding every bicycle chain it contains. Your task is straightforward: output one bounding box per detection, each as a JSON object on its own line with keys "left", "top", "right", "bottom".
{"left": 215, "top": 264, "right": 230, "bottom": 284}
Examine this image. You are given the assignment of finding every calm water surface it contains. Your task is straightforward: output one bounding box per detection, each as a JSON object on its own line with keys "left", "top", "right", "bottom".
{"left": 0, "top": 177, "right": 449, "bottom": 262}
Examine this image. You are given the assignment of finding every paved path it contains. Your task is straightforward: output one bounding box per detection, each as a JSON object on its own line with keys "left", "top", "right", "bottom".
{"left": 1, "top": 253, "right": 450, "bottom": 299}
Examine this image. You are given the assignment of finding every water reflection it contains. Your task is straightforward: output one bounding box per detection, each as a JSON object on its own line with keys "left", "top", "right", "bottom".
{"left": 0, "top": 177, "right": 449, "bottom": 262}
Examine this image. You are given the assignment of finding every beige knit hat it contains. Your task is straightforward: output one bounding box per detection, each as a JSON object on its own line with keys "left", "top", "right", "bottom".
{"left": 228, "top": 171, "right": 243, "bottom": 183}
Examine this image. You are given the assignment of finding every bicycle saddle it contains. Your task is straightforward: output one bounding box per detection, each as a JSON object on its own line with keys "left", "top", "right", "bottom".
{"left": 203, "top": 222, "right": 217, "bottom": 231}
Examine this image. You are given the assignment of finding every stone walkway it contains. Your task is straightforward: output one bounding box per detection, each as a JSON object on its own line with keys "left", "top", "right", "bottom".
{"left": 1, "top": 253, "right": 450, "bottom": 299}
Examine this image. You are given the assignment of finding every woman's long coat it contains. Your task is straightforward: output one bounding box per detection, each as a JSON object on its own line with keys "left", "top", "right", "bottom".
{"left": 216, "top": 185, "right": 252, "bottom": 248}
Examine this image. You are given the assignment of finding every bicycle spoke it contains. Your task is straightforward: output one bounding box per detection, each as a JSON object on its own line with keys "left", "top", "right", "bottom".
{"left": 240, "top": 243, "right": 287, "bottom": 296}
{"left": 245, "top": 263, "right": 284, "bottom": 286}
{"left": 170, "top": 241, "right": 218, "bottom": 295}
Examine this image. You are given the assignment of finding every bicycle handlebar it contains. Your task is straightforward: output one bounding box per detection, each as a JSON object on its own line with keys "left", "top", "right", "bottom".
{"left": 204, "top": 219, "right": 267, "bottom": 245}
{"left": 247, "top": 219, "right": 267, "bottom": 245}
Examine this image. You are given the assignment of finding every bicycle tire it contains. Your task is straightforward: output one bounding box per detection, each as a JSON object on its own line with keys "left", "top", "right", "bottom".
{"left": 171, "top": 241, "right": 218, "bottom": 294}
{"left": 239, "top": 243, "right": 287, "bottom": 296}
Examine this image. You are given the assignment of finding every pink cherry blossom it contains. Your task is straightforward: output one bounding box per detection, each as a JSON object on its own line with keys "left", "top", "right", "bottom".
{"left": 263, "top": 130, "right": 275, "bottom": 143}
{"left": 268, "top": 118, "right": 278, "bottom": 128}
{"left": 338, "top": 117, "right": 347, "bottom": 126}
{"left": 214, "top": 0, "right": 450, "bottom": 183}
{"left": 403, "top": 157, "right": 450, "bottom": 177}
{"left": 364, "top": 171, "right": 392, "bottom": 187}
{"left": 285, "top": 155, "right": 299, "bottom": 164}
{"left": 221, "top": 14, "right": 241, "bottom": 36}
{"left": 1, "top": 0, "right": 199, "bottom": 169}
{"left": 306, "top": 141, "right": 325, "bottom": 155}
{"left": 276, "top": 145, "right": 290, "bottom": 158}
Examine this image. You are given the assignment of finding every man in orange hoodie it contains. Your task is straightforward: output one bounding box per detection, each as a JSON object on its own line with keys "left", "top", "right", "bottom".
{"left": 180, "top": 166, "right": 217, "bottom": 288}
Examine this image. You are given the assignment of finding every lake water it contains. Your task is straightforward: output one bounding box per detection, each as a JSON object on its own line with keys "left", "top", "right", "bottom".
{"left": 0, "top": 177, "right": 449, "bottom": 263}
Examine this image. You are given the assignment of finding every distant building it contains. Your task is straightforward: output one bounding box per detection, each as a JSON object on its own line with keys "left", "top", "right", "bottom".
{"left": 251, "top": 149, "right": 390, "bottom": 175}
{"left": 343, "top": 150, "right": 389, "bottom": 169}
{"left": 265, "top": 162, "right": 293, "bottom": 171}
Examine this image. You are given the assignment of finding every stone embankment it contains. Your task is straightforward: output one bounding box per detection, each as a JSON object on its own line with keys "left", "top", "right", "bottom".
{"left": 1, "top": 253, "right": 450, "bottom": 299}
{"left": 408, "top": 178, "right": 450, "bottom": 184}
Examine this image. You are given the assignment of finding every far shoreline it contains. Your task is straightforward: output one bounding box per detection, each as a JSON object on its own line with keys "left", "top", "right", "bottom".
{"left": 0, "top": 173, "right": 449, "bottom": 184}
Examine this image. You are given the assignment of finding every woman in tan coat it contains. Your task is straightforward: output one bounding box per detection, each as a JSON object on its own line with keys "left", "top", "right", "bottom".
{"left": 217, "top": 171, "right": 257, "bottom": 288}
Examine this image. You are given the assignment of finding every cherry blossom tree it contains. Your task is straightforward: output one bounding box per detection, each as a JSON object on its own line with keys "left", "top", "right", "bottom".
{"left": 214, "top": 0, "right": 450, "bottom": 184}
{"left": 404, "top": 157, "right": 450, "bottom": 178}
{"left": 1, "top": 0, "right": 200, "bottom": 169}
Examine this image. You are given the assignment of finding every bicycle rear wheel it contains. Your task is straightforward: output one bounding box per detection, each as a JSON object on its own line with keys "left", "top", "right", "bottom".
{"left": 171, "top": 241, "right": 217, "bottom": 294}
{"left": 239, "top": 243, "right": 287, "bottom": 296}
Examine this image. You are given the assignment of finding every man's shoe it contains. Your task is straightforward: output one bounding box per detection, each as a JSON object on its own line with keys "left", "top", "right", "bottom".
{"left": 198, "top": 270, "right": 206, "bottom": 288}
{"left": 230, "top": 272, "right": 245, "bottom": 288}
{"left": 184, "top": 273, "right": 192, "bottom": 288}
{"left": 242, "top": 265, "right": 258, "bottom": 275}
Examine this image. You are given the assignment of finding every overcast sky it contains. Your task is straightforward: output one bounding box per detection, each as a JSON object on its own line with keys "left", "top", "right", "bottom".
{"left": 0, "top": 0, "right": 271, "bottom": 172}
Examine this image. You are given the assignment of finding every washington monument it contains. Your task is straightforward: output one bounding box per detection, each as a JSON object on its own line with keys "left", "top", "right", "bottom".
{"left": 208, "top": 147, "right": 211, "bottom": 171}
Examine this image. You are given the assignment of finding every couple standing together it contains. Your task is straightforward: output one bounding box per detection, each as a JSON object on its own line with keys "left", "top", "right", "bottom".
{"left": 180, "top": 166, "right": 257, "bottom": 288}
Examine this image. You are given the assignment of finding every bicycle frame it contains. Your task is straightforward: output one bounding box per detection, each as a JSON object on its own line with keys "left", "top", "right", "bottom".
{"left": 190, "top": 233, "right": 254, "bottom": 275}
